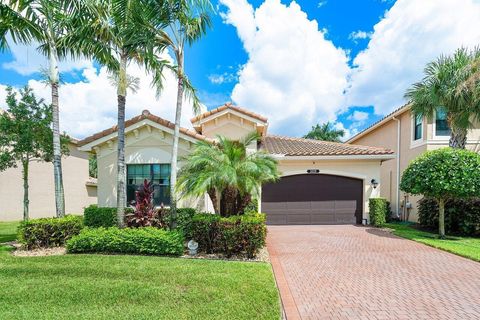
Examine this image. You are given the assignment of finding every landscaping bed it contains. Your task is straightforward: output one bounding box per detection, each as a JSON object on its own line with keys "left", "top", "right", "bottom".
{"left": 384, "top": 222, "right": 480, "bottom": 262}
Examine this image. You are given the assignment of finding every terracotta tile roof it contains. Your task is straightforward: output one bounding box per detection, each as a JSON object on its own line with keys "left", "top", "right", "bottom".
{"left": 190, "top": 102, "right": 268, "bottom": 123}
{"left": 260, "top": 135, "right": 394, "bottom": 156}
{"left": 78, "top": 110, "right": 214, "bottom": 147}
{"left": 346, "top": 104, "right": 410, "bottom": 143}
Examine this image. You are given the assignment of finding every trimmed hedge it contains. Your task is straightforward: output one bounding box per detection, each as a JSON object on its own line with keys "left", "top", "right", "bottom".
{"left": 191, "top": 213, "right": 267, "bottom": 258}
{"left": 418, "top": 198, "right": 480, "bottom": 236}
{"left": 84, "top": 205, "right": 133, "bottom": 227}
{"left": 66, "top": 227, "right": 184, "bottom": 256}
{"left": 163, "top": 208, "right": 196, "bottom": 238}
{"left": 369, "top": 198, "right": 387, "bottom": 227}
{"left": 84, "top": 205, "right": 116, "bottom": 228}
{"left": 18, "top": 215, "right": 84, "bottom": 249}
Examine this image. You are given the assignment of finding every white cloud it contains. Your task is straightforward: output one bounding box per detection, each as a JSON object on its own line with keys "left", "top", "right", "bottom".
{"left": 317, "top": 1, "right": 327, "bottom": 8}
{"left": 348, "top": 30, "right": 372, "bottom": 41}
{"left": 348, "top": 110, "right": 369, "bottom": 122}
{"left": 208, "top": 71, "right": 238, "bottom": 84}
{"left": 347, "top": 0, "right": 480, "bottom": 115}
{"left": 219, "top": 0, "right": 350, "bottom": 136}
{"left": 0, "top": 53, "right": 195, "bottom": 139}
{"left": 333, "top": 122, "right": 356, "bottom": 142}
{"left": 2, "top": 40, "right": 92, "bottom": 75}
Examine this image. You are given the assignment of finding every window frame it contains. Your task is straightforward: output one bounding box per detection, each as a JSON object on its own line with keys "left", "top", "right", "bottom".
{"left": 413, "top": 114, "right": 423, "bottom": 141}
{"left": 126, "top": 163, "right": 171, "bottom": 207}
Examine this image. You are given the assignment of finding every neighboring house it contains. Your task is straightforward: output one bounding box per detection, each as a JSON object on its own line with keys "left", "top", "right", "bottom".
{"left": 347, "top": 105, "right": 480, "bottom": 222}
{"left": 78, "top": 103, "right": 394, "bottom": 225}
{"left": 0, "top": 140, "right": 97, "bottom": 221}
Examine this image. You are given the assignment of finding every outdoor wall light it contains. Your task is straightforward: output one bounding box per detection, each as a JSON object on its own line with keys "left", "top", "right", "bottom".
{"left": 370, "top": 179, "right": 379, "bottom": 189}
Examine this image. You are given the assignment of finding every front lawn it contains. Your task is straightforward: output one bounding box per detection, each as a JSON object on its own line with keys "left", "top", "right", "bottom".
{"left": 0, "top": 221, "right": 19, "bottom": 242}
{"left": 385, "top": 222, "right": 480, "bottom": 262}
{"left": 0, "top": 220, "right": 280, "bottom": 320}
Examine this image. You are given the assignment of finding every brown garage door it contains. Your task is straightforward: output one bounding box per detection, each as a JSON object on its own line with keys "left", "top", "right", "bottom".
{"left": 262, "top": 174, "right": 363, "bottom": 225}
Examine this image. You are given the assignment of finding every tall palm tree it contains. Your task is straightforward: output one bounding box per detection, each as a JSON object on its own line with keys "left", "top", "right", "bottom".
{"left": 0, "top": 0, "right": 81, "bottom": 217}
{"left": 405, "top": 47, "right": 480, "bottom": 148}
{"left": 177, "top": 133, "right": 279, "bottom": 217}
{"left": 303, "top": 122, "right": 345, "bottom": 142}
{"left": 66, "top": 0, "right": 166, "bottom": 227}
{"left": 145, "top": 0, "right": 213, "bottom": 222}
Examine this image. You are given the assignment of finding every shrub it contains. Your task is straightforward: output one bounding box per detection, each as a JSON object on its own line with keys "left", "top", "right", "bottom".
{"left": 84, "top": 205, "right": 116, "bottom": 228}
{"left": 126, "top": 179, "right": 160, "bottom": 227}
{"left": 163, "top": 208, "right": 197, "bottom": 239}
{"left": 369, "top": 198, "right": 387, "bottom": 227}
{"left": 418, "top": 198, "right": 480, "bottom": 236}
{"left": 66, "top": 227, "right": 184, "bottom": 256}
{"left": 400, "top": 148, "right": 480, "bottom": 237}
{"left": 18, "top": 215, "right": 84, "bottom": 249}
{"left": 191, "top": 213, "right": 266, "bottom": 258}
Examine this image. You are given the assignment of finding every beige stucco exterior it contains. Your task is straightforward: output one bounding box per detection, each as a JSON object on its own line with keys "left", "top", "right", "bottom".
{"left": 81, "top": 118, "right": 213, "bottom": 212}
{"left": 0, "top": 143, "right": 97, "bottom": 221}
{"left": 348, "top": 107, "right": 480, "bottom": 221}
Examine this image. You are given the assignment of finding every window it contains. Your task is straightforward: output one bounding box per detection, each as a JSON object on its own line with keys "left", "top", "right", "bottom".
{"left": 414, "top": 114, "right": 422, "bottom": 140}
{"left": 127, "top": 164, "right": 171, "bottom": 206}
{"left": 435, "top": 108, "right": 451, "bottom": 136}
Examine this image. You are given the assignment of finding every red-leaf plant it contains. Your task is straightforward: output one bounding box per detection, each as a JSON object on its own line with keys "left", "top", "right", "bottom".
{"left": 126, "top": 179, "right": 161, "bottom": 227}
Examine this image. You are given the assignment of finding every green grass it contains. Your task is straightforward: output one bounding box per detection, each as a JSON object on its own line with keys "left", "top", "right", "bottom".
{"left": 0, "top": 221, "right": 19, "bottom": 242}
{"left": 0, "top": 233, "right": 280, "bottom": 320}
{"left": 385, "top": 222, "right": 480, "bottom": 262}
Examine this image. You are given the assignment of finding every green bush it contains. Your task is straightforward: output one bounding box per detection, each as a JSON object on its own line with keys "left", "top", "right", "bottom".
{"left": 191, "top": 213, "right": 266, "bottom": 258}
{"left": 66, "top": 227, "right": 184, "bottom": 256}
{"left": 418, "top": 198, "right": 480, "bottom": 236}
{"left": 84, "top": 205, "right": 116, "bottom": 228}
{"left": 166, "top": 208, "right": 197, "bottom": 238}
{"left": 18, "top": 215, "right": 84, "bottom": 249}
{"left": 84, "top": 205, "right": 134, "bottom": 227}
{"left": 369, "top": 198, "right": 387, "bottom": 227}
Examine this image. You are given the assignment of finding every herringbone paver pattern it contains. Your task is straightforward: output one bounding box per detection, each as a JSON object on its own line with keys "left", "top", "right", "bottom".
{"left": 267, "top": 225, "right": 480, "bottom": 320}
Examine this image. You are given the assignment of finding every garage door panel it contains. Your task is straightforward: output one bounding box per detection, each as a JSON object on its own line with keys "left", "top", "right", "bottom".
{"left": 262, "top": 174, "right": 363, "bottom": 225}
{"left": 287, "top": 214, "right": 311, "bottom": 224}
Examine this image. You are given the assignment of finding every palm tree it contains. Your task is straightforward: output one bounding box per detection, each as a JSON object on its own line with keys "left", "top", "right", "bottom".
{"left": 177, "top": 133, "right": 279, "bottom": 217}
{"left": 405, "top": 47, "right": 480, "bottom": 148}
{"left": 66, "top": 0, "right": 167, "bottom": 227}
{"left": 0, "top": 0, "right": 82, "bottom": 217}
{"left": 303, "top": 122, "right": 345, "bottom": 142}
{"left": 145, "top": 0, "right": 213, "bottom": 222}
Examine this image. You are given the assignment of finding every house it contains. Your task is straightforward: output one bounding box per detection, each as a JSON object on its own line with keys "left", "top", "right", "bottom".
{"left": 78, "top": 103, "right": 394, "bottom": 225}
{"left": 347, "top": 105, "right": 480, "bottom": 221}
{"left": 0, "top": 140, "right": 97, "bottom": 221}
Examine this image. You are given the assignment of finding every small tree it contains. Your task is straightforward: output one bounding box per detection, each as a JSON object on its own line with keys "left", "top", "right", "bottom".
{"left": 400, "top": 148, "right": 480, "bottom": 238}
{"left": 0, "top": 86, "right": 69, "bottom": 220}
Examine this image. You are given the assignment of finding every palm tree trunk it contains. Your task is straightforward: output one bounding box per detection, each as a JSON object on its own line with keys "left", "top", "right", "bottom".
{"left": 438, "top": 198, "right": 446, "bottom": 239}
{"left": 449, "top": 127, "right": 467, "bottom": 149}
{"left": 116, "top": 54, "right": 128, "bottom": 228}
{"left": 170, "top": 51, "right": 184, "bottom": 228}
{"left": 207, "top": 188, "right": 219, "bottom": 214}
{"left": 22, "top": 159, "right": 29, "bottom": 221}
{"left": 49, "top": 49, "right": 65, "bottom": 217}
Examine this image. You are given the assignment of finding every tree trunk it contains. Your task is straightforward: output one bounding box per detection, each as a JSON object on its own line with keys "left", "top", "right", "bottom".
{"left": 49, "top": 49, "right": 65, "bottom": 217}
{"left": 221, "top": 187, "right": 237, "bottom": 217}
{"left": 449, "top": 127, "right": 467, "bottom": 149}
{"left": 170, "top": 50, "right": 184, "bottom": 228}
{"left": 116, "top": 54, "right": 128, "bottom": 228}
{"left": 207, "top": 188, "right": 219, "bottom": 214}
{"left": 22, "top": 160, "right": 29, "bottom": 221}
{"left": 237, "top": 193, "right": 252, "bottom": 215}
{"left": 438, "top": 198, "right": 446, "bottom": 239}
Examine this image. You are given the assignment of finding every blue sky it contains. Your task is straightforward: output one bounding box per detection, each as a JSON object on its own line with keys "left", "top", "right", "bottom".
{"left": 1, "top": 0, "right": 479, "bottom": 139}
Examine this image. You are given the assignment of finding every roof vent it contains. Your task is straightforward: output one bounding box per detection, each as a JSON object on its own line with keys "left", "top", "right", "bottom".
{"left": 142, "top": 110, "right": 150, "bottom": 116}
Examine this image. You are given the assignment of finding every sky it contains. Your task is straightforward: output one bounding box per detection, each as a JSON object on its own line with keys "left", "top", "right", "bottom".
{"left": 1, "top": 0, "right": 480, "bottom": 140}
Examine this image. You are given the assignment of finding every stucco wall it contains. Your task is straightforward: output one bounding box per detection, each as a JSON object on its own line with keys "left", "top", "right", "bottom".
{"left": 0, "top": 144, "right": 97, "bottom": 221}
{"left": 273, "top": 158, "right": 382, "bottom": 222}
{"left": 200, "top": 112, "right": 260, "bottom": 141}
{"left": 95, "top": 126, "right": 211, "bottom": 211}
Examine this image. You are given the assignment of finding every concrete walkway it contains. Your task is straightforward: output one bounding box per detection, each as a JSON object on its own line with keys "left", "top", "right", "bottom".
{"left": 267, "top": 225, "right": 480, "bottom": 320}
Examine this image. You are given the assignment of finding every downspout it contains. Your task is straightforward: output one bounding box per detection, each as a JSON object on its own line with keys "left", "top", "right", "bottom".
{"left": 392, "top": 116, "right": 401, "bottom": 219}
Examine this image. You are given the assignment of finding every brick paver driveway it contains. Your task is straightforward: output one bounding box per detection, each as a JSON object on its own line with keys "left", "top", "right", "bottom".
{"left": 267, "top": 225, "right": 480, "bottom": 320}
